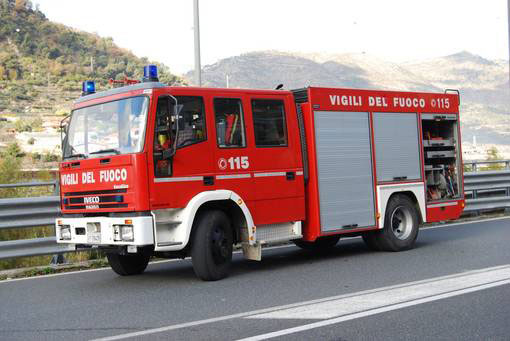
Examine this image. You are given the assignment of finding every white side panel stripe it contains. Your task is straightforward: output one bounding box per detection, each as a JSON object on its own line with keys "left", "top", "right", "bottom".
{"left": 427, "top": 202, "right": 458, "bottom": 208}
{"left": 154, "top": 176, "right": 203, "bottom": 183}
{"left": 154, "top": 170, "right": 303, "bottom": 183}
{"left": 216, "top": 174, "right": 251, "bottom": 180}
{"left": 254, "top": 172, "right": 287, "bottom": 178}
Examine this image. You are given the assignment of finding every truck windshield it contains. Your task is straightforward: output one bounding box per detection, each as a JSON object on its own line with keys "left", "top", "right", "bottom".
{"left": 63, "top": 96, "right": 149, "bottom": 159}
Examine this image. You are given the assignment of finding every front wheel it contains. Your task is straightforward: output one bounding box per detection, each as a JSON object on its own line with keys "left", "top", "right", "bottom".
{"left": 191, "top": 210, "right": 233, "bottom": 281}
{"left": 376, "top": 195, "right": 419, "bottom": 251}
{"left": 106, "top": 252, "right": 150, "bottom": 276}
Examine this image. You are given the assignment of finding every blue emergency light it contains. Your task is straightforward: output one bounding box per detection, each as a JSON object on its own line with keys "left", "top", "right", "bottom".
{"left": 143, "top": 65, "right": 159, "bottom": 82}
{"left": 81, "top": 81, "right": 96, "bottom": 96}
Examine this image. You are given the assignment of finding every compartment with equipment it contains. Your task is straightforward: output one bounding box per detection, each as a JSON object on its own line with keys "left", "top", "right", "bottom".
{"left": 422, "top": 113, "right": 462, "bottom": 201}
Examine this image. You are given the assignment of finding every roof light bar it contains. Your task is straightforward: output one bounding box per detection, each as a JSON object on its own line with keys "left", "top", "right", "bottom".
{"left": 143, "top": 65, "right": 159, "bottom": 82}
{"left": 81, "top": 81, "right": 96, "bottom": 96}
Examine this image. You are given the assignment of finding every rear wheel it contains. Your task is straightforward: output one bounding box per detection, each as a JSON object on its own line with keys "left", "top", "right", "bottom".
{"left": 294, "top": 235, "right": 340, "bottom": 251}
{"left": 191, "top": 210, "right": 233, "bottom": 281}
{"left": 106, "top": 252, "right": 150, "bottom": 276}
{"left": 375, "top": 195, "right": 419, "bottom": 252}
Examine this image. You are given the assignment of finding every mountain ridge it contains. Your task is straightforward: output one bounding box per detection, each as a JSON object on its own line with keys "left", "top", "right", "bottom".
{"left": 184, "top": 50, "right": 510, "bottom": 147}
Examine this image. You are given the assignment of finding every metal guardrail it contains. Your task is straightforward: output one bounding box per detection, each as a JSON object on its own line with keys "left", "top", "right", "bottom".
{"left": 1, "top": 161, "right": 510, "bottom": 261}
{"left": 463, "top": 160, "right": 510, "bottom": 213}
{"left": 0, "top": 181, "right": 69, "bottom": 260}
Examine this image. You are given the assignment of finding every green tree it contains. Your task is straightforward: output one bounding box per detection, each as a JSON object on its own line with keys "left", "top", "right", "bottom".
{"left": 485, "top": 146, "right": 504, "bottom": 171}
{"left": 0, "top": 146, "right": 22, "bottom": 197}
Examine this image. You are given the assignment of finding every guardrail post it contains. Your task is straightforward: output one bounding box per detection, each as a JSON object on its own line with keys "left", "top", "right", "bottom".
{"left": 50, "top": 253, "right": 66, "bottom": 266}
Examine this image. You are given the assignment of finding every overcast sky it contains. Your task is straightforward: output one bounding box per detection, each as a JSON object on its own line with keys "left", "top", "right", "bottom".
{"left": 37, "top": 0, "right": 508, "bottom": 75}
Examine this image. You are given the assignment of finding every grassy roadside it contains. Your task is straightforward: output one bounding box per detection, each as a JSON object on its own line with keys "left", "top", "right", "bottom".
{"left": 0, "top": 258, "right": 110, "bottom": 281}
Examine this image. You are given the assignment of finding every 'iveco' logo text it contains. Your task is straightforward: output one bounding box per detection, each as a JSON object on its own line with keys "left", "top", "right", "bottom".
{"left": 84, "top": 196, "right": 100, "bottom": 204}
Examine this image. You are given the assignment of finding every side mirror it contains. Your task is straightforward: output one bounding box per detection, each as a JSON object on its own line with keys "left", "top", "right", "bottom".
{"left": 60, "top": 114, "right": 71, "bottom": 158}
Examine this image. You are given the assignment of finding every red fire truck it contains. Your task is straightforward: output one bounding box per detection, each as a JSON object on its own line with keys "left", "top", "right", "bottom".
{"left": 56, "top": 66, "right": 464, "bottom": 281}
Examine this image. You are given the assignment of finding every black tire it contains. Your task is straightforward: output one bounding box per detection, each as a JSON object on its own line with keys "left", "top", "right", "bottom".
{"left": 191, "top": 210, "right": 233, "bottom": 281}
{"left": 362, "top": 232, "right": 382, "bottom": 251}
{"left": 376, "top": 195, "right": 419, "bottom": 252}
{"left": 294, "top": 235, "right": 340, "bottom": 251}
{"left": 106, "top": 252, "right": 150, "bottom": 276}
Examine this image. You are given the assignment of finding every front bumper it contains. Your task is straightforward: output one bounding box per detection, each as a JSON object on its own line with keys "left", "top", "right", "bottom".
{"left": 56, "top": 216, "right": 154, "bottom": 246}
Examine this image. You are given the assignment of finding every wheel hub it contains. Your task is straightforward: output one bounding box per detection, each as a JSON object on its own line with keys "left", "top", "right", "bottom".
{"left": 211, "top": 227, "right": 229, "bottom": 263}
{"left": 390, "top": 205, "right": 413, "bottom": 240}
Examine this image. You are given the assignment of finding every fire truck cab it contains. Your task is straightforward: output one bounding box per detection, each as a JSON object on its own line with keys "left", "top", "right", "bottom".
{"left": 56, "top": 66, "right": 464, "bottom": 281}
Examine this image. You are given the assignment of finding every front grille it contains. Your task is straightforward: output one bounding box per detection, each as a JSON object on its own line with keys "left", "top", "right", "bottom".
{"left": 68, "top": 195, "right": 123, "bottom": 204}
{"left": 62, "top": 188, "right": 129, "bottom": 211}
{"left": 65, "top": 204, "right": 128, "bottom": 210}
{"left": 64, "top": 189, "right": 127, "bottom": 197}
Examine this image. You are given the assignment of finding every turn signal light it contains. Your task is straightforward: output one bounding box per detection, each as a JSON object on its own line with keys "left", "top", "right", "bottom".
{"left": 125, "top": 219, "right": 133, "bottom": 225}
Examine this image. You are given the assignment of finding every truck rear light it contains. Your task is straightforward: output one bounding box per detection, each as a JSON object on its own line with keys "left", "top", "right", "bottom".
{"left": 113, "top": 224, "right": 134, "bottom": 242}
{"left": 60, "top": 225, "right": 71, "bottom": 240}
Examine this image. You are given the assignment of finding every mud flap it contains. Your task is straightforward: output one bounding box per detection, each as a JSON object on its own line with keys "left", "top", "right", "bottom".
{"left": 242, "top": 242, "right": 261, "bottom": 261}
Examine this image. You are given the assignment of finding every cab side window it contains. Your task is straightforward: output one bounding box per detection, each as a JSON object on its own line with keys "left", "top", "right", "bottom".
{"left": 251, "top": 99, "right": 288, "bottom": 147}
{"left": 153, "top": 96, "right": 206, "bottom": 177}
{"left": 154, "top": 97, "right": 173, "bottom": 177}
{"left": 175, "top": 96, "right": 206, "bottom": 148}
{"left": 214, "top": 98, "right": 246, "bottom": 148}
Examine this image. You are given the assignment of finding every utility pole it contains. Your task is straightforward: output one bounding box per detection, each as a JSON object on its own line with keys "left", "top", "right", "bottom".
{"left": 193, "top": 0, "right": 202, "bottom": 86}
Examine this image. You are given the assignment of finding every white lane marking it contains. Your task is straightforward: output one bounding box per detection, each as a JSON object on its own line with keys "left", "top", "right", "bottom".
{"left": 246, "top": 265, "right": 510, "bottom": 320}
{"left": 423, "top": 215, "right": 510, "bottom": 230}
{"left": 154, "top": 176, "right": 203, "bottom": 183}
{"left": 253, "top": 172, "right": 286, "bottom": 178}
{"left": 216, "top": 173, "right": 251, "bottom": 180}
{"left": 238, "top": 279, "right": 510, "bottom": 341}
{"left": 92, "top": 265, "right": 510, "bottom": 341}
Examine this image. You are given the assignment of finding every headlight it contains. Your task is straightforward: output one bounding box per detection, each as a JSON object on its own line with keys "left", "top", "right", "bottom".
{"left": 113, "top": 224, "right": 134, "bottom": 242}
{"left": 60, "top": 225, "right": 71, "bottom": 240}
{"left": 121, "top": 225, "right": 134, "bottom": 241}
{"left": 87, "top": 222, "right": 101, "bottom": 233}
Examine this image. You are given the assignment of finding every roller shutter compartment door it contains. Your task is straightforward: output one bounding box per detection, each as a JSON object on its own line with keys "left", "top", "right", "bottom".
{"left": 373, "top": 113, "right": 421, "bottom": 183}
{"left": 314, "top": 111, "right": 376, "bottom": 232}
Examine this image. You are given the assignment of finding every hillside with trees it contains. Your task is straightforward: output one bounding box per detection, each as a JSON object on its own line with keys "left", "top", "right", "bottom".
{"left": 0, "top": 0, "right": 184, "bottom": 172}
{"left": 0, "top": 0, "right": 183, "bottom": 115}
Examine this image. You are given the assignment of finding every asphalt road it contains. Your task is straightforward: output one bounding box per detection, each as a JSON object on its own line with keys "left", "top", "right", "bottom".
{"left": 1, "top": 216, "right": 510, "bottom": 341}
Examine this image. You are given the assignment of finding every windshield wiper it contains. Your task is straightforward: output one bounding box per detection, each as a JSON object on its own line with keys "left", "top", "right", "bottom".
{"left": 89, "top": 148, "right": 120, "bottom": 155}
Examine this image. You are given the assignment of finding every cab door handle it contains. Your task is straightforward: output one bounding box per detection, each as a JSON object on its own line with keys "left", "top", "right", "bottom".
{"left": 286, "top": 172, "right": 295, "bottom": 180}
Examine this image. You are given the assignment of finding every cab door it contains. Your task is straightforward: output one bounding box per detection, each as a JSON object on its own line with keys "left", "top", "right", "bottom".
{"left": 211, "top": 96, "right": 256, "bottom": 213}
{"left": 247, "top": 94, "right": 305, "bottom": 225}
{"left": 148, "top": 93, "right": 214, "bottom": 210}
